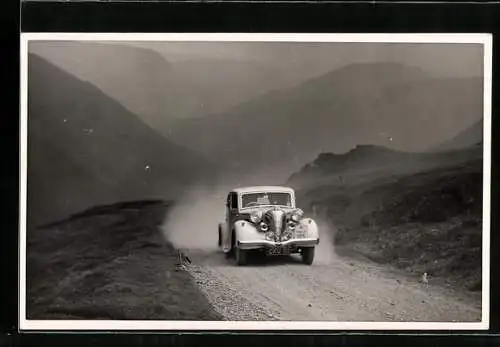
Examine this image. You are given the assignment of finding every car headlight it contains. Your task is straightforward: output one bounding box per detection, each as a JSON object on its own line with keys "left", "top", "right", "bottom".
{"left": 260, "top": 222, "right": 269, "bottom": 231}
{"left": 287, "top": 220, "right": 297, "bottom": 230}
{"left": 290, "top": 208, "right": 304, "bottom": 222}
{"left": 250, "top": 211, "right": 263, "bottom": 223}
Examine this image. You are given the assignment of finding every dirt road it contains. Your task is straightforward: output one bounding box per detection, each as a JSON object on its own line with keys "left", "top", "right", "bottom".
{"left": 182, "top": 246, "right": 482, "bottom": 322}
{"left": 161, "top": 188, "right": 482, "bottom": 323}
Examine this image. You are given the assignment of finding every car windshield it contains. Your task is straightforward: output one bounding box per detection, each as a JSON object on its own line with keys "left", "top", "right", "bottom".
{"left": 241, "top": 192, "right": 292, "bottom": 208}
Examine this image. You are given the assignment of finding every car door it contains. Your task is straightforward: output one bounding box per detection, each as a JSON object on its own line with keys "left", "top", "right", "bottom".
{"left": 227, "top": 192, "right": 239, "bottom": 230}
{"left": 222, "top": 193, "right": 237, "bottom": 250}
{"left": 225, "top": 193, "right": 231, "bottom": 225}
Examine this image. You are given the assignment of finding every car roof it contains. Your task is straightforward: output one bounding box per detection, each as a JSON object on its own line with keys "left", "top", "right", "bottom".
{"left": 231, "top": 186, "right": 295, "bottom": 195}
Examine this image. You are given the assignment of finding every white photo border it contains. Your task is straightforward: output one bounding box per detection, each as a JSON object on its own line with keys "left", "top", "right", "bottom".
{"left": 19, "top": 32, "right": 493, "bottom": 331}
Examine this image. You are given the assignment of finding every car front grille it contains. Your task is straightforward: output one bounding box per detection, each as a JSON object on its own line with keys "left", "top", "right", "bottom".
{"left": 263, "top": 209, "right": 288, "bottom": 241}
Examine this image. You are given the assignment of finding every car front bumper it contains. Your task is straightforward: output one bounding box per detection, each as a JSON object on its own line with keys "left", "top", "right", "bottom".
{"left": 237, "top": 237, "right": 320, "bottom": 250}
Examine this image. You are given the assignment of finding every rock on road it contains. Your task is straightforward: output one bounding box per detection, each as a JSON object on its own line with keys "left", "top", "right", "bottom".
{"left": 182, "top": 247, "right": 482, "bottom": 322}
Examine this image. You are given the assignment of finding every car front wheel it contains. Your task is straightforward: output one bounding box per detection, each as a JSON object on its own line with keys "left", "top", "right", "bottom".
{"left": 302, "top": 247, "right": 315, "bottom": 265}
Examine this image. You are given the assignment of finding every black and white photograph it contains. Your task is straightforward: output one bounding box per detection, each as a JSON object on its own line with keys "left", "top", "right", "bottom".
{"left": 19, "top": 33, "right": 491, "bottom": 331}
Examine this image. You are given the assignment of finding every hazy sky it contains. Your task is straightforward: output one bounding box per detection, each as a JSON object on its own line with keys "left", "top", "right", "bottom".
{"left": 123, "top": 41, "right": 484, "bottom": 78}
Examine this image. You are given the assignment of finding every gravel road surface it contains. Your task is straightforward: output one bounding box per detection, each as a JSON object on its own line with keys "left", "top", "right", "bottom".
{"left": 182, "top": 246, "right": 482, "bottom": 322}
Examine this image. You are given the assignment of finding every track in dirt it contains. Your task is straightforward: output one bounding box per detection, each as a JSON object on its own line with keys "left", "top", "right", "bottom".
{"left": 183, "top": 247, "right": 482, "bottom": 322}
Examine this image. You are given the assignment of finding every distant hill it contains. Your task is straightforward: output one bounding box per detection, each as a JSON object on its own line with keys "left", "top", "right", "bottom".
{"left": 167, "top": 58, "right": 311, "bottom": 116}
{"left": 431, "top": 119, "right": 483, "bottom": 152}
{"left": 287, "top": 144, "right": 482, "bottom": 190}
{"left": 168, "top": 62, "right": 483, "bottom": 177}
{"left": 28, "top": 42, "right": 320, "bottom": 132}
{"left": 29, "top": 42, "right": 189, "bottom": 129}
{"left": 27, "top": 53, "right": 211, "bottom": 227}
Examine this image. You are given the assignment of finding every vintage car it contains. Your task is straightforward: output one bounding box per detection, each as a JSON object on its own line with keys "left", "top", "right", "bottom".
{"left": 217, "top": 186, "right": 320, "bottom": 266}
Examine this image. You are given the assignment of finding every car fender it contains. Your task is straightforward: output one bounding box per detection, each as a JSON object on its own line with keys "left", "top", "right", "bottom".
{"left": 233, "top": 220, "right": 262, "bottom": 243}
{"left": 299, "top": 218, "right": 319, "bottom": 241}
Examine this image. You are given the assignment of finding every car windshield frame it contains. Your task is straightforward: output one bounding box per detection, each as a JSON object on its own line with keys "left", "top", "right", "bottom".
{"left": 239, "top": 191, "right": 295, "bottom": 210}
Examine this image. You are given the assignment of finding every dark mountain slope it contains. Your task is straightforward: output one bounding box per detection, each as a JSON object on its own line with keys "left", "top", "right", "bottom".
{"left": 29, "top": 42, "right": 184, "bottom": 128}
{"left": 27, "top": 53, "right": 211, "bottom": 226}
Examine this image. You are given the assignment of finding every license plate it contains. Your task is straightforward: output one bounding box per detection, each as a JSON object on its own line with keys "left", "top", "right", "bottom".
{"left": 266, "top": 246, "right": 290, "bottom": 256}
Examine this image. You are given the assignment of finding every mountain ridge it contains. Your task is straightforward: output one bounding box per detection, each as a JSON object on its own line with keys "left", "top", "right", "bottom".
{"left": 286, "top": 143, "right": 482, "bottom": 190}
{"left": 431, "top": 119, "right": 484, "bottom": 152}
{"left": 168, "top": 62, "right": 483, "bottom": 179}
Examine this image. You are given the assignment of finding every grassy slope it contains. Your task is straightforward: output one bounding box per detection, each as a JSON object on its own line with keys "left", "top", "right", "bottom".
{"left": 292, "top": 147, "right": 483, "bottom": 292}
{"left": 27, "top": 200, "right": 221, "bottom": 320}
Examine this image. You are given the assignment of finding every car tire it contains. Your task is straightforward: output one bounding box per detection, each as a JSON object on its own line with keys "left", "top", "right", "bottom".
{"left": 236, "top": 247, "right": 248, "bottom": 266}
{"left": 302, "top": 247, "right": 315, "bottom": 265}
